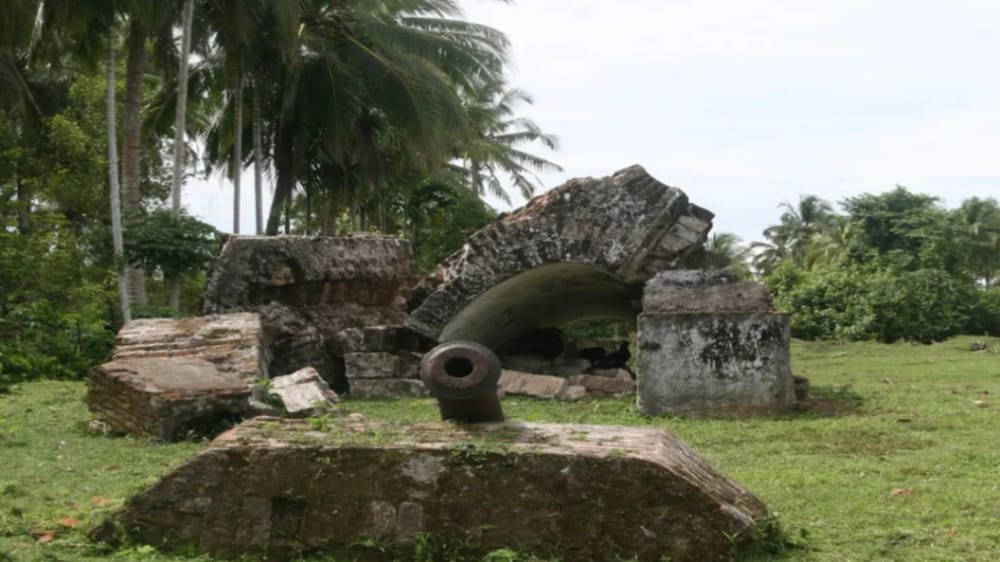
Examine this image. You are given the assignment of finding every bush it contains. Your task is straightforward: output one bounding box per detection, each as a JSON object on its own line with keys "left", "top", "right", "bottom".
{"left": 863, "top": 269, "right": 974, "bottom": 343}
{"left": 766, "top": 262, "right": 981, "bottom": 343}
{"left": 966, "top": 286, "right": 1000, "bottom": 336}
{"left": 0, "top": 301, "right": 114, "bottom": 387}
{"left": 766, "top": 263, "right": 873, "bottom": 340}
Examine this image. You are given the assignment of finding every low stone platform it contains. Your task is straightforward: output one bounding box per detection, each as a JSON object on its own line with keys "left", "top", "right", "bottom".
{"left": 86, "top": 357, "right": 251, "bottom": 441}
{"left": 87, "top": 313, "right": 268, "bottom": 440}
{"left": 93, "top": 417, "right": 769, "bottom": 562}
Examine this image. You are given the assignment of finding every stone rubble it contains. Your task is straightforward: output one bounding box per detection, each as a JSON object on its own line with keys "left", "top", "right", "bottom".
{"left": 87, "top": 357, "right": 251, "bottom": 441}
{"left": 267, "top": 367, "right": 338, "bottom": 417}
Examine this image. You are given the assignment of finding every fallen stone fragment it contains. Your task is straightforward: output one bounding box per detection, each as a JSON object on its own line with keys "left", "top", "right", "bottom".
{"left": 587, "top": 368, "right": 634, "bottom": 380}
{"left": 92, "top": 417, "right": 769, "bottom": 562}
{"left": 111, "top": 313, "right": 268, "bottom": 384}
{"left": 568, "top": 374, "right": 636, "bottom": 397}
{"left": 268, "top": 367, "right": 338, "bottom": 417}
{"left": 557, "top": 384, "right": 587, "bottom": 401}
{"left": 498, "top": 370, "right": 568, "bottom": 399}
{"left": 86, "top": 357, "right": 251, "bottom": 441}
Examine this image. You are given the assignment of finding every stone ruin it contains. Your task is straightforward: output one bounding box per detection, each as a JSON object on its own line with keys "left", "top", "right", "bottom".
{"left": 92, "top": 418, "right": 769, "bottom": 562}
{"left": 87, "top": 165, "right": 800, "bottom": 561}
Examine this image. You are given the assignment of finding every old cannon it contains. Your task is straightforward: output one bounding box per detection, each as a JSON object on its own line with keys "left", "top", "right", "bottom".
{"left": 419, "top": 341, "right": 504, "bottom": 423}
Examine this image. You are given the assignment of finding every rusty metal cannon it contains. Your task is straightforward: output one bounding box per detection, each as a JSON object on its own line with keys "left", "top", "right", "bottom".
{"left": 419, "top": 341, "right": 504, "bottom": 423}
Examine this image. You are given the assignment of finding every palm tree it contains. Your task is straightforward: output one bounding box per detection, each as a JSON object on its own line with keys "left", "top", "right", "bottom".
{"left": 0, "top": 0, "right": 73, "bottom": 236}
{"left": 261, "top": 0, "right": 509, "bottom": 235}
{"left": 119, "top": 1, "right": 179, "bottom": 305}
{"left": 752, "top": 194, "right": 835, "bottom": 274}
{"left": 750, "top": 234, "right": 792, "bottom": 278}
{"left": 458, "top": 83, "right": 562, "bottom": 204}
{"left": 198, "top": 0, "right": 284, "bottom": 235}
{"left": 959, "top": 197, "right": 1000, "bottom": 287}
{"left": 167, "top": 0, "right": 194, "bottom": 310}
{"left": 802, "top": 215, "right": 853, "bottom": 270}
{"left": 707, "top": 232, "right": 752, "bottom": 279}
{"left": 775, "top": 195, "right": 834, "bottom": 261}
{"left": 106, "top": 20, "right": 131, "bottom": 323}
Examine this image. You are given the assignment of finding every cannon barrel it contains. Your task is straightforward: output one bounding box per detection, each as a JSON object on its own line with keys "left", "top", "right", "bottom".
{"left": 419, "top": 341, "right": 504, "bottom": 423}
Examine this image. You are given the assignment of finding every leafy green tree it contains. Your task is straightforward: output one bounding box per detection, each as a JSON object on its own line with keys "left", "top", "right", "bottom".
{"left": 841, "top": 187, "right": 971, "bottom": 275}
{"left": 409, "top": 182, "right": 497, "bottom": 270}
{"left": 125, "top": 209, "right": 219, "bottom": 297}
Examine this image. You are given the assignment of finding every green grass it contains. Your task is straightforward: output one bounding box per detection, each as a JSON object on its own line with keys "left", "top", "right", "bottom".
{"left": 2, "top": 336, "right": 1000, "bottom": 561}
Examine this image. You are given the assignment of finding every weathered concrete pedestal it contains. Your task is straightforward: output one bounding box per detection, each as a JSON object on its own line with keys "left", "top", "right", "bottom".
{"left": 636, "top": 270, "right": 796, "bottom": 417}
{"left": 93, "top": 417, "right": 769, "bottom": 562}
{"left": 638, "top": 312, "right": 795, "bottom": 416}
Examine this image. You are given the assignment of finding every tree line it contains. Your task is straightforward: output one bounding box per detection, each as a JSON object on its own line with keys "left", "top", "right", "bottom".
{"left": 0, "top": 0, "right": 557, "bottom": 385}
{"left": 713, "top": 190, "right": 1000, "bottom": 343}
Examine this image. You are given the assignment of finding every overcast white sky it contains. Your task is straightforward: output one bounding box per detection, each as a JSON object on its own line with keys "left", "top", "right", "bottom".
{"left": 187, "top": 0, "right": 1000, "bottom": 243}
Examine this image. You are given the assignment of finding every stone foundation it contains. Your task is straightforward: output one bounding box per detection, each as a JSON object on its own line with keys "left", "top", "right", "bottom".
{"left": 93, "top": 417, "right": 769, "bottom": 562}
{"left": 86, "top": 357, "right": 251, "bottom": 440}
{"left": 635, "top": 270, "right": 796, "bottom": 417}
{"left": 637, "top": 312, "right": 794, "bottom": 416}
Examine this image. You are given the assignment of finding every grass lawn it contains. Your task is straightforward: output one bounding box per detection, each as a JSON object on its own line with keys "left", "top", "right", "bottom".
{"left": 1, "top": 337, "right": 999, "bottom": 561}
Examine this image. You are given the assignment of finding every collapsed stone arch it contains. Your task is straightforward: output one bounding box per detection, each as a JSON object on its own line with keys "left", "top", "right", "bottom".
{"left": 406, "top": 165, "right": 716, "bottom": 344}
{"left": 188, "top": 164, "right": 794, "bottom": 417}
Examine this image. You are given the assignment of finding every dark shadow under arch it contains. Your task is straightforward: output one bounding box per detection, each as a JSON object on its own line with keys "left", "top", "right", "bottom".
{"left": 440, "top": 263, "right": 642, "bottom": 349}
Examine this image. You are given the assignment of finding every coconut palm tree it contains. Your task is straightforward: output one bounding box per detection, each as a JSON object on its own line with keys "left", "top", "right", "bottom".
{"left": 959, "top": 197, "right": 1000, "bottom": 287}
{"left": 166, "top": 0, "right": 194, "bottom": 310}
{"left": 261, "top": 0, "right": 509, "bottom": 234}
{"left": 752, "top": 194, "right": 835, "bottom": 274}
{"left": 802, "top": 215, "right": 854, "bottom": 270}
{"left": 775, "top": 195, "right": 834, "bottom": 262}
{"left": 458, "top": 82, "right": 562, "bottom": 204}
{"left": 750, "top": 234, "right": 792, "bottom": 278}
{"left": 106, "top": 19, "right": 131, "bottom": 323}
{"left": 707, "top": 232, "right": 752, "bottom": 279}
{"left": 119, "top": 1, "right": 180, "bottom": 305}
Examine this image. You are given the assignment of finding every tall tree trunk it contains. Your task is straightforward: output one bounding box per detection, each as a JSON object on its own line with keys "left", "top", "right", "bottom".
{"left": 168, "top": 0, "right": 195, "bottom": 311}
{"left": 252, "top": 83, "right": 263, "bottom": 234}
{"left": 284, "top": 195, "right": 290, "bottom": 234}
{"left": 15, "top": 168, "right": 29, "bottom": 235}
{"left": 267, "top": 125, "right": 301, "bottom": 235}
{"left": 123, "top": 19, "right": 148, "bottom": 306}
{"left": 304, "top": 186, "right": 311, "bottom": 235}
{"left": 266, "top": 158, "right": 292, "bottom": 235}
{"left": 107, "top": 26, "right": 131, "bottom": 324}
{"left": 232, "top": 73, "right": 243, "bottom": 234}
{"left": 322, "top": 196, "right": 336, "bottom": 236}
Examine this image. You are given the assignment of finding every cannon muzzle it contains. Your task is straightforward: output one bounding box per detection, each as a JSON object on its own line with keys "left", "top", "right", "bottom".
{"left": 419, "top": 341, "right": 504, "bottom": 423}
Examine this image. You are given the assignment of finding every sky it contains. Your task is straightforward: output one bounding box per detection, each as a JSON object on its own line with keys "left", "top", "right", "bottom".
{"left": 187, "top": 0, "right": 1000, "bottom": 243}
